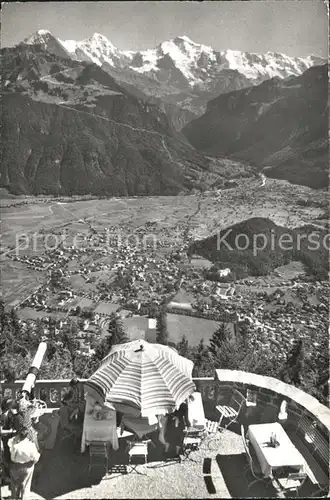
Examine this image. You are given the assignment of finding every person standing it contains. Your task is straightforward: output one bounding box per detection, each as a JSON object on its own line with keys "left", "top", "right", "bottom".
{"left": 1, "top": 398, "right": 16, "bottom": 486}
{"left": 165, "top": 401, "right": 191, "bottom": 457}
{"left": 12, "top": 397, "right": 39, "bottom": 451}
{"left": 61, "top": 378, "right": 84, "bottom": 422}
{"left": 8, "top": 428, "right": 40, "bottom": 500}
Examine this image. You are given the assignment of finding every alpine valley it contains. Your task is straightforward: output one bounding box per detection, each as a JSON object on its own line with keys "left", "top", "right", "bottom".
{"left": 0, "top": 30, "right": 328, "bottom": 196}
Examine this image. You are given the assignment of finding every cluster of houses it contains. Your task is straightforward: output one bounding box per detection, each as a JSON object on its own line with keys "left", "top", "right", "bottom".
{"left": 9, "top": 208, "right": 329, "bottom": 364}
{"left": 107, "top": 242, "right": 185, "bottom": 304}
{"left": 12, "top": 254, "right": 51, "bottom": 271}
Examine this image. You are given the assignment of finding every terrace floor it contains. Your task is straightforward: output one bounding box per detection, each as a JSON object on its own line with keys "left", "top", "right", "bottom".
{"left": 1, "top": 423, "right": 323, "bottom": 499}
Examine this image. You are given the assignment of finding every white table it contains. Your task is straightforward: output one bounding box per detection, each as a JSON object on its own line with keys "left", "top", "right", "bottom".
{"left": 81, "top": 411, "right": 132, "bottom": 453}
{"left": 247, "top": 422, "right": 305, "bottom": 478}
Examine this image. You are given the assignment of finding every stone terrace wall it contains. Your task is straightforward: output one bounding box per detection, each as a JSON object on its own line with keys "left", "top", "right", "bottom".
{"left": 194, "top": 370, "right": 330, "bottom": 474}
{"left": 2, "top": 372, "right": 329, "bottom": 469}
{"left": 214, "top": 370, "right": 330, "bottom": 435}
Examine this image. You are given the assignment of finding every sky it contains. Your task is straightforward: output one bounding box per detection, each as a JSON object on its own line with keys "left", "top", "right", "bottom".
{"left": 1, "top": 1, "right": 328, "bottom": 58}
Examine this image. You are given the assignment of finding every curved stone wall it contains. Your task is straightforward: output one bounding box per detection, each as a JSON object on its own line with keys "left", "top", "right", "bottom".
{"left": 193, "top": 369, "right": 329, "bottom": 482}
{"left": 214, "top": 370, "right": 330, "bottom": 431}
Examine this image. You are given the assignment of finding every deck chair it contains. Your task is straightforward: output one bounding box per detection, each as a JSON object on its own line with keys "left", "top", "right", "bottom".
{"left": 127, "top": 441, "right": 148, "bottom": 474}
{"left": 241, "top": 425, "right": 269, "bottom": 490}
{"left": 216, "top": 389, "right": 245, "bottom": 430}
{"left": 277, "top": 472, "right": 308, "bottom": 496}
{"left": 88, "top": 441, "right": 108, "bottom": 476}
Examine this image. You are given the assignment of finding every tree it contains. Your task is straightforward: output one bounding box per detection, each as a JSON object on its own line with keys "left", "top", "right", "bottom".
{"left": 156, "top": 307, "right": 169, "bottom": 345}
{"left": 0, "top": 353, "right": 33, "bottom": 382}
{"left": 35, "top": 317, "right": 44, "bottom": 331}
{"left": 46, "top": 342, "right": 57, "bottom": 362}
{"left": 80, "top": 309, "right": 93, "bottom": 320}
{"left": 107, "top": 313, "right": 129, "bottom": 345}
{"left": 87, "top": 335, "right": 113, "bottom": 374}
{"left": 192, "top": 339, "right": 214, "bottom": 377}
{"left": 313, "top": 336, "right": 329, "bottom": 405}
{"left": 209, "top": 326, "right": 283, "bottom": 378}
{"left": 73, "top": 353, "right": 93, "bottom": 378}
{"left": 209, "top": 336, "right": 247, "bottom": 371}
{"left": 280, "top": 339, "right": 305, "bottom": 386}
{"left": 0, "top": 298, "right": 5, "bottom": 324}
{"left": 39, "top": 350, "right": 74, "bottom": 379}
{"left": 10, "top": 309, "right": 20, "bottom": 338}
{"left": 209, "top": 323, "right": 227, "bottom": 359}
{"left": 113, "top": 316, "right": 129, "bottom": 345}
{"left": 176, "top": 335, "right": 189, "bottom": 358}
{"left": 148, "top": 303, "right": 159, "bottom": 318}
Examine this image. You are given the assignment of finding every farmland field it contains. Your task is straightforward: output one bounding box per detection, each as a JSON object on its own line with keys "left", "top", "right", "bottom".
{"left": 167, "top": 313, "right": 220, "bottom": 346}
{"left": 1, "top": 177, "right": 327, "bottom": 305}
{"left": 0, "top": 259, "right": 44, "bottom": 306}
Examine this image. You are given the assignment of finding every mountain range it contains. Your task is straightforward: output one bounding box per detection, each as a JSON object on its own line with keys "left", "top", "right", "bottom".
{"left": 23, "top": 30, "right": 325, "bottom": 129}
{"left": 1, "top": 30, "right": 327, "bottom": 196}
{"left": 183, "top": 64, "right": 328, "bottom": 189}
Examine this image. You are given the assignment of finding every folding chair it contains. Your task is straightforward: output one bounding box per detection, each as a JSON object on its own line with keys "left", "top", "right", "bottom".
{"left": 180, "top": 425, "right": 206, "bottom": 462}
{"left": 216, "top": 389, "right": 245, "bottom": 430}
{"left": 277, "top": 472, "right": 308, "bottom": 496}
{"left": 205, "top": 419, "right": 219, "bottom": 435}
{"left": 127, "top": 441, "right": 148, "bottom": 474}
{"left": 203, "top": 418, "right": 223, "bottom": 451}
{"left": 88, "top": 441, "right": 109, "bottom": 476}
{"left": 181, "top": 434, "right": 202, "bottom": 461}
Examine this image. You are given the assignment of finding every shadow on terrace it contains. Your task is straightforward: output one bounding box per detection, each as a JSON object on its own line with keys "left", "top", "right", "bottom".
{"left": 31, "top": 423, "right": 281, "bottom": 499}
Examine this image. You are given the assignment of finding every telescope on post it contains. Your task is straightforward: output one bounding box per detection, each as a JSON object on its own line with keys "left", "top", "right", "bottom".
{"left": 21, "top": 342, "right": 47, "bottom": 398}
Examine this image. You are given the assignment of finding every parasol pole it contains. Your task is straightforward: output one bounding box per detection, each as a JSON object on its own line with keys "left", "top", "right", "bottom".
{"left": 21, "top": 342, "right": 47, "bottom": 397}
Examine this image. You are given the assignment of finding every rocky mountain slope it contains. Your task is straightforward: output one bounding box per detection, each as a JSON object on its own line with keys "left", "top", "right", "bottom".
{"left": 183, "top": 65, "right": 328, "bottom": 189}
{"left": 22, "top": 30, "right": 324, "bottom": 129}
{"left": 1, "top": 44, "right": 214, "bottom": 196}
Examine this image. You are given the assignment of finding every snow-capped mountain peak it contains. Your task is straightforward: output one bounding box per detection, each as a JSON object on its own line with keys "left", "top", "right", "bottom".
{"left": 24, "top": 30, "right": 71, "bottom": 59}
{"left": 89, "top": 32, "right": 111, "bottom": 42}
{"left": 24, "top": 29, "right": 54, "bottom": 44}
{"left": 37, "top": 29, "right": 51, "bottom": 36}
{"left": 59, "top": 32, "right": 124, "bottom": 66}
{"left": 156, "top": 36, "right": 217, "bottom": 83}
{"left": 22, "top": 29, "right": 325, "bottom": 90}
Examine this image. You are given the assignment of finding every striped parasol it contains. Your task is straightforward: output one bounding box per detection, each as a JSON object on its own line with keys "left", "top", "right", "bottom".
{"left": 84, "top": 340, "right": 195, "bottom": 418}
